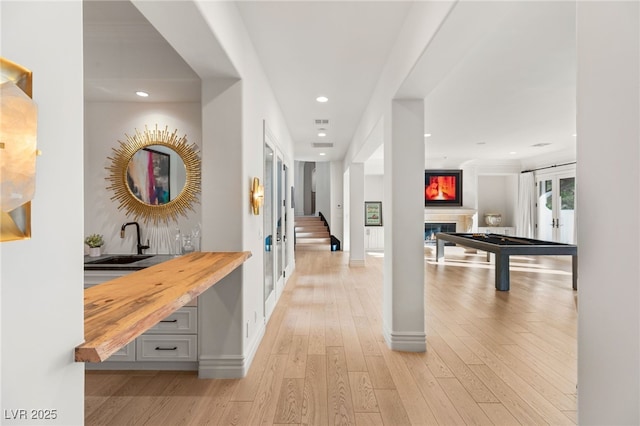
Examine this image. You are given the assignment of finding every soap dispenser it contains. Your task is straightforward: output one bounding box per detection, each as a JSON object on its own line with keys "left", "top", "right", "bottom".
{"left": 174, "top": 227, "right": 182, "bottom": 256}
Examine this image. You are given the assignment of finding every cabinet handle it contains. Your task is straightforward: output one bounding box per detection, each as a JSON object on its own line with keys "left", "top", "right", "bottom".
{"left": 160, "top": 319, "right": 178, "bottom": 323}
{"left": 155, "top": 346, "right": 178, "bottom": 351}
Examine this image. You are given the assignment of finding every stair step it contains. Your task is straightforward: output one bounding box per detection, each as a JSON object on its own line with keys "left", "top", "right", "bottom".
{"left": 295, "top": 244, "right": 331, "bottom": 251}
{"left": 296, "top": 231, "right": 330, "bottom": 238}
{"left": 297, "top": 237, "right": 331, "bottom": 244}
{"left": 296, "top": 227, "right": 329, "bottom": 234}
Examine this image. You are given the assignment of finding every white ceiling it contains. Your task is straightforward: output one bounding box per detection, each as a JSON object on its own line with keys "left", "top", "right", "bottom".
{"left": 83, "top": 1, "right": 577, "bottom": 171}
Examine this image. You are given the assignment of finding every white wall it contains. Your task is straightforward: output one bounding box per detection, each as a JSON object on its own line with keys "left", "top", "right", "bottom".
{"left": 315, "top": 161, "right": 331, "bottom": 224}
{"left": 477, "top": 175, "right": 517, "bottom": 227}
{"left": 294, "top": 161, "right": 305, "bottom": 216}
{"left": 364, "top": 175, "right": 384, "bottom": 249}
{"left": 576, "top": 2, "right": 639, "bottom": 423}
{"left": 330, "top": 161, "right": 344, "bottom": 244}
{"left": 1, "top": 2, "right": 84, "bottom": 424}
{"left": 365, "top": 175, "right": 384, "bottom": 203}
{"left": 84, "top": 102, "right": 202, "bottom": 254}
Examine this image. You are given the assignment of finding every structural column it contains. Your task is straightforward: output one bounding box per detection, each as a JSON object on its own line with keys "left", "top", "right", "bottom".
{"left": 349, "top": 163, "right": 365, "bottom": 266}
{"left": 198, "top": 78, "right": 245, "bottom": 378}
{"left": 383, "top": 99, "right": 425, "bottom": 352}
{"left": 576, "top": 2, "right": 639, "bottom": 423}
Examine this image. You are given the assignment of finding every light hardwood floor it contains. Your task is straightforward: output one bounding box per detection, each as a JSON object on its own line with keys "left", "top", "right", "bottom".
{"left": 86, "top": 247, "right": 577, "bottom": 425}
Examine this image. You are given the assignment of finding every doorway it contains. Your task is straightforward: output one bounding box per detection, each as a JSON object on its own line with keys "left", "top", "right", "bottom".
{"left": 536, "top": 171, "right": 576, "bottom": 244}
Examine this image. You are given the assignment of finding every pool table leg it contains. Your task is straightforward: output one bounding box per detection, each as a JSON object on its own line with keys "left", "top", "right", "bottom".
{"left": 572, "top": 255, "right": 578, "bottom": 290}
{"left": 495, "top": 254, "right": 510, "bottom": 291}
{"left": 436, "top": 238, "right": 445, "bottom": 262}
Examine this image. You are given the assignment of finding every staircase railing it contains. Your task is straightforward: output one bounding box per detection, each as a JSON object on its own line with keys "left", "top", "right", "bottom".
{"left": 318, "top": 211, "right": 341, "bottom": 251}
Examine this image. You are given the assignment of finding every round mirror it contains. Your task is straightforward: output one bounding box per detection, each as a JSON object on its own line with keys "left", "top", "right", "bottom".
{"left": 126, "top": 145, "right": 186, "bottom": 205}
{"left": 107, "top": 125, "right": 201, "bottom": 224}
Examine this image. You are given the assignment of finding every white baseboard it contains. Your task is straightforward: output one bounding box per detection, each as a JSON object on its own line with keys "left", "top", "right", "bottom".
{"left": 198, "top": 321, "right": 266, "bottom": 379}
{"left": 383, "top": 326, "right": 426, "bottom": 352}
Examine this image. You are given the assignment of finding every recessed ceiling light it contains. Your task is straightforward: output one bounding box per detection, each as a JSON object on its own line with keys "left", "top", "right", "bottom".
{"left": 316, "top": 96, "right": 328, "bottom": 103}
{"left": 424, "top": 133, "right": 431, "bottom": 137}
{"left": 136, "top": 91, "right": 149, "bottom": 97}
{"left": 318, "top": 132, "right": 326, "bottom": 137}
{"left": 319, "top": 152, "right": 326, "bottom": 156}
{"left": 572, "top": 133, "right": 577, "bottom": 137}
{"left": 509, "top": 151, "right": 517, "bottom": 155}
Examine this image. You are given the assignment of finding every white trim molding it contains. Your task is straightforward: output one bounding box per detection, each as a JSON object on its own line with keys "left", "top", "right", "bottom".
{"left": 198, "top": 321, "right": 265, "bottom": 378}
{"left": 383, "top": 326, "right": 426, "bottom": 352}
{"left": 349, "top": 259, "right": 366, "bottom": 267}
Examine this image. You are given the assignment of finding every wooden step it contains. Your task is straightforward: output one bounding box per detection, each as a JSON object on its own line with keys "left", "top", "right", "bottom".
{"left": 295, "top": 242, "right": 331, "bottom": 251}
{"left": 295, "top": 226, "right": 328, "bottom": 233}
{"left": 296, "top": 231, "right": 330, "bottom": 238}
{"left": 297, "top": 237, "right": 331, "bottom": 245}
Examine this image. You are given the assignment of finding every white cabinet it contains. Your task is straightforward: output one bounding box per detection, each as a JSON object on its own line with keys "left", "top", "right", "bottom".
{"left": 477, "top": 226, "right": 515, "bottom": 235}
{"left": 84, "top": 268, "right": 198, "bottom": 369}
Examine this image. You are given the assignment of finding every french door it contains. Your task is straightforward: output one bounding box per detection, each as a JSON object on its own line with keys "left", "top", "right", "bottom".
{"left": 536, "top": 172, "right": 576, "bottom": 244}
{"left": 263, "top": 125, "right": 290, "bottom": 321}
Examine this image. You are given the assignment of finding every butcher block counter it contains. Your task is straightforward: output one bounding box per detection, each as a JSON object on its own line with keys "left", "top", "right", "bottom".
{"left": 76, "top": 251, "right": 252, "bottom": 363}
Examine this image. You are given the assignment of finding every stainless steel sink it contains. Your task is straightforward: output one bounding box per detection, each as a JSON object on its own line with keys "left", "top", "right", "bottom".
{"left": 85, "top": 255, "right": 154, "bottom": 265}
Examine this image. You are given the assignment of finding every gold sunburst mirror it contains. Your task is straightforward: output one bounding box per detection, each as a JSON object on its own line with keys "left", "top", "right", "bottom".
{"left": 106, "top": 125, "right": 201, "bottom": 224}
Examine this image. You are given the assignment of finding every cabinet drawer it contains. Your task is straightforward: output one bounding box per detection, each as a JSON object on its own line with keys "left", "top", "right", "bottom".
{"left": 84, "top": 270, "right": 130, "bottom": 287}
{"left": 106, "top": 341, "right": 136, "bottom": 362}
{"left": 146, "top": 307, "right": 197, "bottom": 334}
{"left": 136, "top": 335, "right": 197, "bottom": 361}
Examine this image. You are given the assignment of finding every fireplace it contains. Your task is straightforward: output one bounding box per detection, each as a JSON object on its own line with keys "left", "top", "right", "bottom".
{"left": 425, "top": 222, "right": 456, "bottom": 245}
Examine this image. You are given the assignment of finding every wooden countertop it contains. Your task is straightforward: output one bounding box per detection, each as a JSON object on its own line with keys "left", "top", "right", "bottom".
{"left": 76, "top": 251, "right": 252, "bottom": 363}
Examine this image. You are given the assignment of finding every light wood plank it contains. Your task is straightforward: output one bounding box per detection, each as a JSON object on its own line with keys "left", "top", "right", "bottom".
{"left": 246, "top": 354, "right": 288, "bottom": 425}
{"left": 427, "top": 335, "right": 499, "bottom": 403}
{"left": 301, "top": 354, "right": 328, "bottom": 426}
{"left": 354, "top": 412, "right": 384, "bottom": 426}
{"left": 348, "top": 372, "right": 378, "bottom": 413}
{"left": 469, "top": 364, "right": 560, "bottom": 425}
{"left": 364, "top": 356, "right": 395, "bottom": 390}
{"left": 478, "top": 402, "right": 520, "bottom": 425}
{"left": 285, "top": 335, "right": 308, "bottom": 379}
{"left": 437, "top": 378, "right": 494, "bottom": 426}
{"left": 403, "top": 353, "right": 466, "bottom": 425}
{"left": 374, "top": 389, "right": 411, "bottom": 426}
{"left": 274, "top": 378, "right": 304, "bottom": 424}
{"left": 326, "top": 346, "right": 356, "bottom": 425}
{"left": 218, "top": 401, "right": 253, "bottom": 426}
{"left": 378, "top": 342, "right": 439, "bottom": 425}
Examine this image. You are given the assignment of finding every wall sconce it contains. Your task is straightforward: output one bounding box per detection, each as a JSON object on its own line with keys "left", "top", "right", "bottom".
{"left": 250, "top": 177, "right": 264, "bottom": 215}
{"left": 1, "top": 57, "right": 38, "bottom": 242}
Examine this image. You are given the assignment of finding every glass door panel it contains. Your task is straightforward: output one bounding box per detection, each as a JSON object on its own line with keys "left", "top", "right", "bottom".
{"left": 558, "top": 177, "right": 575, "bottom": 244}
{"left": 276, "top": 156, "right": 284, "bottom": 294}
{"left": 283, "top": 163, "right": 289, "bottom": 274}
{"left": 536, "top": 173, "right": 576, "bottom": 244}
{"left": 537, "top": 179, "right": 554, "bottom": 241}
{"left": 264, "top": 144, "right": 275, "bottom": 317}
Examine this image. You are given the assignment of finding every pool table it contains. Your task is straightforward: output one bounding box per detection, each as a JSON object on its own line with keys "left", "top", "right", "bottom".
{"left": 435, "top": 232, "right": 578, "bottom": 291}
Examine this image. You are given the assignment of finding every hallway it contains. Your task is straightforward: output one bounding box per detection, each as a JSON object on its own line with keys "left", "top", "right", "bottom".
{"left": 86, "top": 249, "right": 577, "bottom": 425}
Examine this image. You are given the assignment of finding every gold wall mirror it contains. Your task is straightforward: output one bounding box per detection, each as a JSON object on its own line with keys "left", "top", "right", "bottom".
{"left": 106, "top": 125, "right": 201, "bottom": 224}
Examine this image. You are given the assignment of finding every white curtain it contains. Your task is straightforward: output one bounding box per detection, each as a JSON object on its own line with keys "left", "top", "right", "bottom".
{"left": 516, "top": 172, "right": 536, "bottom": 238}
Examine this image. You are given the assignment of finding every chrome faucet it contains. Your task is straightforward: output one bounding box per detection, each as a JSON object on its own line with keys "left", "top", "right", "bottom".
{"left": 120, "top": 221, "right": 150, "bottom": 255}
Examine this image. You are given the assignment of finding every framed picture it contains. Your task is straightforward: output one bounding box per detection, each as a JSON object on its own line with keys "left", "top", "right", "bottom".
{"left": 365, "top": 201, "right": 383, "bottom": 226}
{"left": 425, "top": 169, "right": 463, "bottom": 206}
{"left": 126, "top": 147, "right": 171, "bottom": 205}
